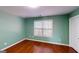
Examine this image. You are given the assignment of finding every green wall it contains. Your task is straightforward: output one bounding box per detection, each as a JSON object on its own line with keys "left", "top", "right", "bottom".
{"left": 24, "top": 15, "right": 69, "bottom": 44}
{"left": 0, "top": 11, "right": 25, "bottom": 50}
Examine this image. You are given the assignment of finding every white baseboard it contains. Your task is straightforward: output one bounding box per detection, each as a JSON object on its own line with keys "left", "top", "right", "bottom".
{"left": 24, "top": 38, "right": 69, "bottom": 47}
{"left": 0, "top": 39, "right": 25, "bottom": 51}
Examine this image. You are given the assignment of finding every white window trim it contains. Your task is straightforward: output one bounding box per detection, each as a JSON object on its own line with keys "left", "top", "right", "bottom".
{"left": 34, "top": 19, "right": 53, "bottom": 38}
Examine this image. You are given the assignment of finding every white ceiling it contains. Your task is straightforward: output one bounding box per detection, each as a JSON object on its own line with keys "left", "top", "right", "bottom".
{"left": 0, "top": 6, "right": 78, "bottom": 17}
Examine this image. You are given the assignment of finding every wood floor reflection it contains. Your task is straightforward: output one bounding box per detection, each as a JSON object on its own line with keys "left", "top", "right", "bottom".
{"left": 4, "top": 40, "right": 77, "bottom": 53}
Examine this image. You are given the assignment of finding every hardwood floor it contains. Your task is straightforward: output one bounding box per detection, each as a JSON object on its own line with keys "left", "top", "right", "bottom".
{"left": 4, "top": 40, "right": 77, "bottom": 53}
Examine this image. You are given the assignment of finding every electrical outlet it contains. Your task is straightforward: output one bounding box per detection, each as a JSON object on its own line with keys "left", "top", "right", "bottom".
{"left": 4, "top": 42, "right": 7, "bottom": 45}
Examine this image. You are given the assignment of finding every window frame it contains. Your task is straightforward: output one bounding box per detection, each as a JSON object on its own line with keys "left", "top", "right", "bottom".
{"left": 34, "top": 20, "right": 53, "bottom": 37}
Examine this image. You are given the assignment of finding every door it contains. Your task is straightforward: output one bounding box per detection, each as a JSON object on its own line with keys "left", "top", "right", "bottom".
{"left": 69, "top": 15, "right": 79, "bottom": 52}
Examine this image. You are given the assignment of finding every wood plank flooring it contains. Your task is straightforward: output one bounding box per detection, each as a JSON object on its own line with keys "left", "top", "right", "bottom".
{"left": 4, "top": 40, "right": 77, "bottom": 53}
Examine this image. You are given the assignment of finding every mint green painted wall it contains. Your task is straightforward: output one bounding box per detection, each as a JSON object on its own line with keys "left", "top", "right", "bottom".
{"left": 24, "top": 15, "right": 69, "bottom": 44}
{"left": 0, "top": 11, "right": 25, "bottom": 50}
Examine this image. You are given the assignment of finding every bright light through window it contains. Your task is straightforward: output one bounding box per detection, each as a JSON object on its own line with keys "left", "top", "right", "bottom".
{"left": 34, "top": 20, "right": 53, "bottom": 37}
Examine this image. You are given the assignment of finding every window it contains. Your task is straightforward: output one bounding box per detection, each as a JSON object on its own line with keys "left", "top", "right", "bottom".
{"left": 34, "top": 20, "right": 53, "bottom": 37}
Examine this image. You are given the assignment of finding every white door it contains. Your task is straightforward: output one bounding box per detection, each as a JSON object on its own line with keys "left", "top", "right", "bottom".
{"left": 69, "top": 15, "right": 79, "bottom": 52}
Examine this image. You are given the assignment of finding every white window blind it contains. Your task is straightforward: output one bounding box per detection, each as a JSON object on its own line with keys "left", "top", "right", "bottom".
{"left": 34, "top": 20, "right": 53, "bottom": 37}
